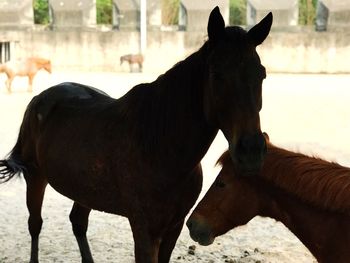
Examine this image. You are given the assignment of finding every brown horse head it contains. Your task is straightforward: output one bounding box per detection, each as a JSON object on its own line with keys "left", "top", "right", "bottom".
{"left": 186, "top": 133, "right": 274, "bottom": 246}
{"left": 30, "top": 57, "right": 52, "bottom": 74}
{"left": 44, "top": 60, "right": 52, "bottom": 74}
{"left": 204, "top": 7, "right": 272, "bottom": 174}
{"left": 187, "top": 131, "right": 350, "bottom": 246}
{"left": 41, "top": 59, "right": 52, "bottom": 74}
{"left": 186, "top": 147, "right": 262, "bottom": 246}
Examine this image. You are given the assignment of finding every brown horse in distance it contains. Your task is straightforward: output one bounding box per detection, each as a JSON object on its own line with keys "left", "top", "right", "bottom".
{"left": 120, "top": 53, "right": 144, "bottom": 72}
{"left": 187, "top": 133, "right": 350, "bottom": 263}
{"left": 0, "top": 7, "right": 272, "bottom": 263}
{"left": 0, "top": 57, "right": 51, "bottom": 93}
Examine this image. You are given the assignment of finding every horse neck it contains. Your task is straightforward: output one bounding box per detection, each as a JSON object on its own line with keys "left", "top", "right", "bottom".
{"left": 263, "top": 146, "right": 350, "bottom": 214}
{"left": 35, "top": 61, "right": 46, "bottom": 71}
{"left": 122, "top": 44, "right": 217, "bottom": 168}
{"left": 259, "top": 180, "right": 350, "bottom": 262}
{"left": 154, "top": 46, "right": 209, "bottom": 119}
{"left": 0, "top": 64, "right": 11, "bottom": 77}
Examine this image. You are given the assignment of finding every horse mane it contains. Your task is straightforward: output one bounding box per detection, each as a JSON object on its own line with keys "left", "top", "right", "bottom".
{"left": 120, "top": 27, "right": 249, "bottom": 155}
{"left": 217, "top": 143, "right": 350, "bottom": 214}
{"left": 118, "top": 43, "right": 210, "bottom": 154}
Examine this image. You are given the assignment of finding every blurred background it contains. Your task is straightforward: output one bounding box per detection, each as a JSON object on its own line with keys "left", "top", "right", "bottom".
{"left": 0, "top": 0, "right": 349, "bottom": 73}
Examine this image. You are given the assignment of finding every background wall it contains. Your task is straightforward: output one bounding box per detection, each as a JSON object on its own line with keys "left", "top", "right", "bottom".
{"left": 1, "top": 28, "right": 350, "bottom": 73}
{"left": 259, "top": 28, "right": 350, "bottom": 73}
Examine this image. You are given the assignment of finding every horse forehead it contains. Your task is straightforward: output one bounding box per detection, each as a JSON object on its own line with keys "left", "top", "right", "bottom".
{"left": 224, "top": 27, "right": 251, "bottom": 45}
{"left": 211, "top": 38, "right": 256, "bottom": 65}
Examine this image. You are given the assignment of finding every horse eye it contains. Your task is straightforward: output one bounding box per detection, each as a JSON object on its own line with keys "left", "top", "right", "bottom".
{"left": 214, "top": 181, "right": 225, "bottom": 188}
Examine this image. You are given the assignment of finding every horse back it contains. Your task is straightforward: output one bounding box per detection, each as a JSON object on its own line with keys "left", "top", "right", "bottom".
{"left": 19, "top": 82, "right": 113, "bottom": 158}
{"left": 30, "top": 82, "right": 110, "bottom": 122}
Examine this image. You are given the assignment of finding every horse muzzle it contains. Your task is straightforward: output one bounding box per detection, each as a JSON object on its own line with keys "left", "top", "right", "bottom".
{"left": 229, "top": 132, "right": 267, "bottom": 176}
{"left": 186, "top": 217, "right": 215, "bottom": 246}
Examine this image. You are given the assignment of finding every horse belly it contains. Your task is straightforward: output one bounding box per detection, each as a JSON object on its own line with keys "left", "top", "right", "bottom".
{"left": 45, "top": 164, "right": 126, "bottom": 215}
{"left": 37, "top": 132, "right": 127, "bottom": 215}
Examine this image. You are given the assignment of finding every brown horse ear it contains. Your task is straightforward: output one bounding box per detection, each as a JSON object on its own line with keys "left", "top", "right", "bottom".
{"left": 262, "top": 132, "right": 270, "bottom": 142}
{"left": 247, "top": 12, "right": 273, "bottom": 46}
{"left": 207, "top": 6, "right": 225, "bottom": 43}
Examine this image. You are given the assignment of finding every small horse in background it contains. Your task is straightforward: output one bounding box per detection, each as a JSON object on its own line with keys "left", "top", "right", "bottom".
{"left": 187, "top": 133, "right": 350, "bottom": 263}
{"left": 120, "top": 53, "right": 144, "bottom": 72}
{"left": 0, "top": 57, "right": 51, "bottom": 93}
{"left": 0, "top": 7, "right": 271, "bottom": 263}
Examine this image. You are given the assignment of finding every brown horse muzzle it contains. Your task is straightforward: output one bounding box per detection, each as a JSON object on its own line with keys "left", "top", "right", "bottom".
{"left": 229, "top": 132, "right": 266, "bottom": 175}
{"left": 186, "top": 217, "right": 215, "bottom": 246}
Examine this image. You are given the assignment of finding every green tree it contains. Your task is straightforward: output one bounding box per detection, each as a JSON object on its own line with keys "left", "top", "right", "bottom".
{"left": 230, "top": 0, "right": 246, "bottom": 25}
{"left": 299, "top": 0, "right": 317, "bottom": 25}
{"left": 162, "top": 0, "right": 179, "bottom": 25}
{"left": 96, "top": 0, "right": 113, "bottom": 24}
{"left": 33, "top": 0, "right": 50, "bottom": 25}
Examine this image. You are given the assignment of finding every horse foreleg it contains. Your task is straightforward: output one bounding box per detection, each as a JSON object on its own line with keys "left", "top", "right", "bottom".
{"left": 28, "top": 76, "right": 34, "bottom": 92}
{"left": 25, "top": 173, "right": 47, "bottom": 263}
{"left": 129, "top": 219, "right": 161, "bottom": 263}
{"left": 138, "top": 63, "right": 143, "bottom": 72}
{"left": 158, "top": 221, "right": 184, "bottom": 263}
{"left": 5, "top": 77, "right": 13, "bottom": 93}
{"left": 69, "top": 202, "right": 93, "bottom": 263}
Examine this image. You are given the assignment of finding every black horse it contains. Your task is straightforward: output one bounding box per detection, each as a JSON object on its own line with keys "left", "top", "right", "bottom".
{"left": 0, "top": 7, "right": 272, "bottom": 263}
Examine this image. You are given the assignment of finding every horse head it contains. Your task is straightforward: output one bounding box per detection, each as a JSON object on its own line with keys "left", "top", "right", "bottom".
{"left": 203, "top": 7, "right": 272, "bottom": 175}
{"left": 45, "top": 60, "right": 52, "bottom": 74}
{"left": 186, "top": 147, "right": 264, "bottom": 246}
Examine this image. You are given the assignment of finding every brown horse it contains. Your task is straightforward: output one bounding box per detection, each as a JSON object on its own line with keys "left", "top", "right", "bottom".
{"left": 187, "top": 133, "right": 350, "bottom": 263}
{"left": 0, "top": 57, "right": 51, "bottom": 93}
{"left": 120, "top": 53, "right": 144, "bottom": 72}
{"left": 0, "top": 7, "right": 272, "bottom": 263}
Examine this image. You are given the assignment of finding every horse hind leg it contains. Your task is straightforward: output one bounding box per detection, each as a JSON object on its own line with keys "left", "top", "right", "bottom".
{"left": 69, "top": 202, "right": 94, "bottom": 263}
{"left": 25, "top": 171, "right": 47, "bottom": 263}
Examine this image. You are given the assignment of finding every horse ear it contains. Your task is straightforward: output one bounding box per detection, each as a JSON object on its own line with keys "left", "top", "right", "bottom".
{"left": 262, "top": 132, "right": 270, "bottom": 142}
{"left": 247, "top": 12, "right": 273, "bottom": 46}
{"left": 207, "top": 6, "right": 225, "bottom": 43}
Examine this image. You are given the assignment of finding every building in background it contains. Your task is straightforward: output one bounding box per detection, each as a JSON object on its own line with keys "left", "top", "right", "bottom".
{"left": 113, "top": 0, "right": 162, "bottom": 31}
{"left": 180, "top": 0, "right": 229, "bottom": 31}
{"left": 247, "top": 0, "right": 298, "bottom": 27}
{"left": 0, "top": 0, "right": 32, "bottom": 62}
{"left": 49, "top": 0, "right": 96, "bottom": 29}
{"left": 319, "top": 0, "right": 350, "bottom": 28}
{"left": 0, "top": 0, "right": 34, "bottom": 28}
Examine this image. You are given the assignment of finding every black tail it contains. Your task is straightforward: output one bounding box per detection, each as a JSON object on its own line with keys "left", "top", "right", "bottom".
{"left": 0, "top": 94, "right": 38, "bottom": 184}
{"left": 0, "top": 158, "right": 26, "bottom": 183}
{"left": 0, "top": 135, "right": 26, "bottom": 183}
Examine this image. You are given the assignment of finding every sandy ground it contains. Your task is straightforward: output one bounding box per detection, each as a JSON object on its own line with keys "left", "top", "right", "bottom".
{"left": 1, "top": 71, "right": 350, "bottom": 262}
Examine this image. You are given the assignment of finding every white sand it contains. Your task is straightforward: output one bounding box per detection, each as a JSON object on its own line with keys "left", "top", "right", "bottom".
{"left": 1, "top": 72, "right": 350, "bottom": 262}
